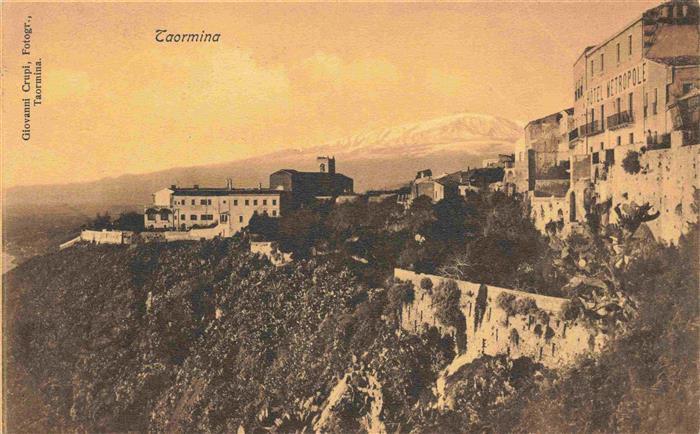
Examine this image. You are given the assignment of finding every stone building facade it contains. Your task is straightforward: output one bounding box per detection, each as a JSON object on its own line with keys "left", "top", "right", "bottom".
{"left": 269, "top": 156, "right": 354, "bottom": 204}
{"left": 144, "top": 184, "right": 290, "bottom": 237}
{"left": 516, "top": 0, "right": 700, "bottom": 242}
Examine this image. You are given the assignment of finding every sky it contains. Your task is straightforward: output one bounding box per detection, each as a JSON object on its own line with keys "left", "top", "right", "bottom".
{"left": 2, "top": 1, "right": 660, "bottom": 187}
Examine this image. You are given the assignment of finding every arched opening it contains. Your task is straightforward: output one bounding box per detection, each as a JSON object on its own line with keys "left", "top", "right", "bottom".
{"left": 570, "top": 191, "right": 577, "bottom": 222}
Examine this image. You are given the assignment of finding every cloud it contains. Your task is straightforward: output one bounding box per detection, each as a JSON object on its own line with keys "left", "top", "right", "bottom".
{"left": 129, "top": 49, "right": 292, "bottom": 126}
{"left": 294, "top": 51, "right": 403, "bottom": 95}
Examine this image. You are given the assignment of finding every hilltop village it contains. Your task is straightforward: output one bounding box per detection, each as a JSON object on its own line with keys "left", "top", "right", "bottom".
{"left": 6, "top": 1, "right": 700, "bottom": 433}
{"left": 82, "top": 0, "right": 697, "bottom": 247}
{"left": 56, "top": 0, "right": 699, "bottom": 372}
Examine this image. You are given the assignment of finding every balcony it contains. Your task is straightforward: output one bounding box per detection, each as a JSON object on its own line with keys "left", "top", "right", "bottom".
{"left": 681, "top": 129, "right": 700, "bottom": 146}
{"left": 568, "top": 128, "right": 580, "bottom": 142}
{"left": 607, "top": 111, "right": 634, "bottom": 130}
{"left": 646, "top": 133, "right": 671, "bottom": 150}
{"left": 579, "top": 120, "right": 603, "bottom": 137}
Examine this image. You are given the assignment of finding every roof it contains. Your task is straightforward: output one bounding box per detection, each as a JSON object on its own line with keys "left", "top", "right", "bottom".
{"left": 525, "top": 108, "right": 574, "bottom": 129}
{"left": 669, "top": 87, "right": 700, "bottom": 107}
{"left": 647, "top": 55, "right": 700, "bottom": 66}
{"left": 172, "top": 187, "right": 283, "bottom": 196}
{"left": 575, "top": 45, "right": 598, "bottom": 64}
{"left": 579, "top": 1, "right": 699, "bottom": 63}
{"left": 270, "top": 169, "right": 353, "bottom": 180}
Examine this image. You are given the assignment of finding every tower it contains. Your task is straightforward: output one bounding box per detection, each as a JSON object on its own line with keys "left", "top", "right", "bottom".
{"left": 317, "top": 156, "right": 336, "bottom": 174}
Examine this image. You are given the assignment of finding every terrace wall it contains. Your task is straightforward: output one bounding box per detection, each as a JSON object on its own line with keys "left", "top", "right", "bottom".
{"left": 396, "top": 269, "right": 604, "bottom": 369}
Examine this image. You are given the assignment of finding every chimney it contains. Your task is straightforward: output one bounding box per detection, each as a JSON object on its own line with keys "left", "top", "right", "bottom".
{"left": 226, "top": 178, "right": 233, "bottom": 190}
{"left": 170, "top": 184, "right": 176, "bottom": 189}
{"left": 194, "top": 184, "right": 199, "bottom": 189}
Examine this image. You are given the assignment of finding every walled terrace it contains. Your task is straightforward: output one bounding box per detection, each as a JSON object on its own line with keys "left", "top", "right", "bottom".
{"left": 396, "top": 268, "right": 605, "bottom": 369}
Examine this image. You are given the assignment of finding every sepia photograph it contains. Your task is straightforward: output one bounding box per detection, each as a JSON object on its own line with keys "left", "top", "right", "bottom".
{"left": 1, "top": 0, "right": 699, "bottom": 432}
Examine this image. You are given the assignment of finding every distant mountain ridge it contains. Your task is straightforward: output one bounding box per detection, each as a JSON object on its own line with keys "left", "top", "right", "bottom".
{"left": 5, "top": 112, "right": 523, "bottom": 208}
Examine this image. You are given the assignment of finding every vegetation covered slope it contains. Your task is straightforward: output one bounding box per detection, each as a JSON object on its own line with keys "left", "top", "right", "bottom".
{"left": 4, "top": 239, "right": 457, "bottom": 432}
{"left": 4, "top": 195, "right": 699, "bottom": 433}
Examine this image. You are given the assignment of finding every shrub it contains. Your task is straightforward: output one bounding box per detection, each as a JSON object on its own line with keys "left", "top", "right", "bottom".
{"left": 433, "top": 280, "right": 467, "bottom": 353}
{"left": 433, "top": 280, "right": 462, "bottom": 329}
{"left": 509, "top": 328, "right": 520, "bottom": 347}
{"left": 622, "top": 150, "right": 641, "bottom": 174}
{"left": 497, "top": 293, "right": 539, "bottom": 318}
{"left": 533, "top": 324, "right": 543, "bottom": 337}
{"left": 420, "top": 277, "right": 434, "bottom": 291}
{"left": 386, "top": 280, "right": 415, "bottom": 314}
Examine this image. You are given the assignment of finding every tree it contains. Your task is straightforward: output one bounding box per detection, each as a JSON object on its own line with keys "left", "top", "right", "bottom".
{"left": 433, "top": 279, "right": 466, "bottom": 353}
{"left": 248, "top": 212, "right": 279, "bottom": 240}
{"left": 385, "top": 279, "right": 415, "bottom": 326}
{"left": 112, "top": 212, "right": 144, "bottom": 232}
{"left": 278, "top": 209, "right": 322, "bottom": 258}
{"left": 86, "top": 212, "right": 112, "bottom": 230}
{"left": 622, "top": 150, "right": 641, "bottom": 174}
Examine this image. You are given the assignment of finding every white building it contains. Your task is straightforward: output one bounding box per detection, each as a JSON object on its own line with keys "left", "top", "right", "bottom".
{"left": 144, "top": 182, "right": 290, "bottom": 237}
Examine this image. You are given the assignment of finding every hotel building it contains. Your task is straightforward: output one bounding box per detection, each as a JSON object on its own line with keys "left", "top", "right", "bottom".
{"left": 516, "top": 0, "right": 700, "bottom": 241}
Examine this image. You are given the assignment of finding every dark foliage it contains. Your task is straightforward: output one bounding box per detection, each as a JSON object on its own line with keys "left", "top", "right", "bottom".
{"left": 622, "top": 150, "right": 642, "bottom": 174}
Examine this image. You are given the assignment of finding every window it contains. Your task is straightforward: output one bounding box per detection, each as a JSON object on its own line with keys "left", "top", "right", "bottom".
{"left": 245, "top": 199, "right": 249, "bottom": 206}
{"left": 683, "top": 83, "right": 695, "bottom": 94}
{"left": 616, "top": 136, "right": 621, "bottom": 147}
{"left": 272, "top": 199, "right": 277, "bottom": 206}
{"left": 628, "top": 34, "right": 632, "bottom": 55}
{"left": 191, "top": 199, "right": 195, "bottom": 205}
{"left": 628, "top": 92, "right": 633, "bottom": 114}
{"left": 592, "top": 152, "right": 600, "bottom": 164}
{"left": 200, "top": 199, "right": 207, "bottom": 205}
{"left": 601, "top": 104, "right": 605, "bottom": 129}
{"left": 253, "top": 199, "right": 258, "bottom": 206}
{"left": 616, "top": 97, "right": 621, "bottom": 114}
{"left": 221, "top": 215, "right": 228, "bottom": 222}
{"left": 180, "top": 214, "right": 185, "bottom": 220}
{"left": 263, "top": 199, "right": 267, "bottom": 206}
{"left": 234, "top": 199, "right": 238, "bottom": 206}
{"left": 616, "top": 43, "right": 620, "bottom": 62}
{"left": 590, "top": 59, "right": 594, "bottom": 77}
{"left": 644, "top": 92, "right": 648, "bottom": 117}
{"left": 208, "top": 199, "right": 212, "bottom": 205}
{"left": 600, "top": 53, "right": 604, "bottom": 72}
{"left": 606, "top": 149, "right": 615, "bottom": 164}
{"left": 223, "top": 200, "right": 226, "bottom": 204}
{"left": 147, "top": 214, "right": 156, "bottom": 221}
{"left": 653, "top": 88, "right": 658, "bottom": 114}
{"left": 191, "top": 214, "right": 198, "bottom": 220}
{"left": 239, "top": 216, "right": 243, "bottom": 223}
{"left": 601, "top": 142, "right": 605, "bottom": 151}
{"left": 629, "top": 132, "right": 634, "bottom": 144}
{"left": 272, "top": 210, "right": 277, "bottom": 217}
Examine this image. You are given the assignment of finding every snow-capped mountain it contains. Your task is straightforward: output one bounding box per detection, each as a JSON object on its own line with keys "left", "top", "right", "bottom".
{"left": 5, "top": 112, "right": 523, "bottom": 208}
{"left": 320, "top": 112, "right": 522, "bottom": 160}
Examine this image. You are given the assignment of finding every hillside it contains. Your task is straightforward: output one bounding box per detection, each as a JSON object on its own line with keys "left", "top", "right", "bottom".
{"left": 3, "top": 206, "right": 699, "bottom": 432}
{"left": 3, "top": 112, "right": 522, "bottom": 208}
{"left": 2, "top": 239, "right": 493, "bottom": 432}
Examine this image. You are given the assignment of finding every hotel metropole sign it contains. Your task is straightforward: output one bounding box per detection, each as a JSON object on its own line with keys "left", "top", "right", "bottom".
{"left": 586, "top": 61, "right": 647, "bottom": 105}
